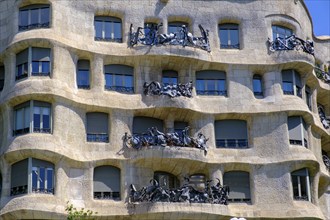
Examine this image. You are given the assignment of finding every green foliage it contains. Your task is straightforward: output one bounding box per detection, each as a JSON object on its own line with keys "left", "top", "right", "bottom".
{"left": 65, "top": 201, "right": 97, "bottom": 220}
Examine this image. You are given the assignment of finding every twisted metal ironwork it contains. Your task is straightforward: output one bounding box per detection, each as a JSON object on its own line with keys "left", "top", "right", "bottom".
{"left": 318, "top": 105, "right": 330, "bottom": 129}
{"left": 323, "top": 154, "right": 330, "bottom": 172}
{"left": 130, "top": 23, "right": 211, "bottom": 52}
{"left": 130, "top": 178, "right": 229, "bottom": 204}
{"left": 123, "top": 126, "right": 208, "bottom": 154}
{"left": 267, "top": 35, "right": 314, "bottom": 55}
{"left": 315, "top": 67, "right": 330, "bottom": 84}
{"left": 143, "top": 81, "right": 193, "bottom": 98}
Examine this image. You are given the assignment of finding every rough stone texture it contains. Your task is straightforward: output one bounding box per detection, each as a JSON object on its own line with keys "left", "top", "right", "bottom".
{"left": 0, "top": 0, "right": 329, "bottom": 219}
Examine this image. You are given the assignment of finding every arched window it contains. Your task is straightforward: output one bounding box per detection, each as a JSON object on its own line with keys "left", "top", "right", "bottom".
{"left": 272, "top": 25, "right": 293, "bottom": 40}
{"left": 94, "top": 16, "right": 122, "bottom": 42}
{"left": 14, "top": 100, "right": 52, "bottom": 136}
{"left": 223, "top": 171, "right": 250, "bottom": 202}
{"left": 104, "top": 64, "right": 134, "bottom": 94}
{"left": 11, "top": 158, "right": 55, "bottom": 196}
{"left": 19, "top": 4, "right": 50, "bottom": 31}
{"left": 162, "top": 70, "right": 178, "bottom": 86}
{"left": 154, "top": 171, "right": 180, "bottom": 190}
{"left": 196, "top": 70, "right": 226, "bottom": 96}
{"left": 282, "top": 70, "right": 302, "bottom": 98}
{"left": 288, "top": 116, "right": 308, "bottom": 148}
{"left": 219, "top": 23, "right": 239, "bottom": 49}
{"left": 94, "top": 166, "right": 121, "bottom": 200}
{"left": 77, "top": 60, "right": 90, "bottom": 89}
{"left": 253, "top": 74, "right": 263, "bottom": 97}
{"left": 86, "top": 112, "right": 109, "bottom": 142}
{"left": 215, "top": 120, "right": 248, "bottom": 148}
{"left": 291, "top": 168, "right": 311, "bottom": 201}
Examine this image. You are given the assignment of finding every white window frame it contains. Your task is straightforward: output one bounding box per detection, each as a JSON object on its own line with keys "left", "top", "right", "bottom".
{"left": 291, "top": 168, "right": 311, "bottom": 202}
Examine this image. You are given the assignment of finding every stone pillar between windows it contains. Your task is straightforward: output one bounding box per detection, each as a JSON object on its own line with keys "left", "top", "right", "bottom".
{"left": 190, "top": 114, "right": 215, "bottom": 150}
{"left": 91, "top": 54, "right": 104, "bottom": 93}
{"left": 263, "top": 71, "right": 281, "bottom": 102}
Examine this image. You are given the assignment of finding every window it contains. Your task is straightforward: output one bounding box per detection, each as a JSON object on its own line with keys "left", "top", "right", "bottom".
{"left": 223, "top": 171, "right": 251, "bottom": 202}
{"left": 272, "top": 25, "right": 293, "bottom": 40}
{"left": 154, "top": 171, "right": 180, "bottom": 190}
{"left": 94, "top": 166, "right": 120, "bottom": 200}
{"left": 215, "top": 120, "right": 248, "bottom": 148}
{"left": 144, "top": 22, "right": 158, "bottom": 45}
{"left": 11, "top": 158, "right": 54, "bottom": 196}
{"left": 16, "top": 47, "right": 51, "bottom": 80}
{"left": 104, "top": 64, "right": 134, "bottom": 94}
{"left": 305, "top": 85, "right": 312, "bottom": 110}
{"left": 168, "top": 21, "right": 188, "bottom": 39}
{"left": 19, "top": 4, "right": 50, "bottom": 31}
{"left": 86, "top": 112, "right": 109, "bottom": 142}
{"left": 133, "top": 116, "right": 164, "bottom": 135}
{"left": 291, "top": 168, "right": 311, "bottom": 201}
{"left": 13, "top": 100, "right": 51, "bottom": 136}
{"left": 77, "top": 60, "right": 90, "bottom": 89}
{"left": 288, "top": 116, "right": 308, "bottom": 148}
{"left": 253, "top": 74, "right": 263, "bottom": 97}
{"left": 0, "top": 65, "right": 4, "bottom": 91}
{"left": 196, "top": 70, "right": 227, "bottom": 96}
{"left": 94, "top": 16, "right": 122, "bottom": 42}
{"left": 219, "top": 24, "right": 239, "bottom": 49}
{"left": 174, "top": 121, "right": 188, "bottom": 139}
{"left": 162, "top": 70, "right": 178, "bottom": 86}
{"left": 282, "top": 70, "right": 302, "bottom": 98}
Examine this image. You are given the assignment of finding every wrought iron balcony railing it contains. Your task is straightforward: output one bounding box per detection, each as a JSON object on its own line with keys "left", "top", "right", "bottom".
{"left": 94, "top": 192, "right": 120, "bottom": 200}
{"left": 10, "top": 185, "right": 28, "bottom": 196}
{"left": 267, "top": 35, "right": 314, "bottom": 56}
{"left": 315, "top": 67, "right": 330, "bottom": 84}
{"left": 123, "top": 126, "right": 208, "bottom": 154}
{"left": 105, "top": 85, "right": 134, "bottom": 94}
{"left": 31, "top": 72, "right": 50, "bottom": 76}
{"left": 318, "top": 105, "right": 330, "bottom": 129}
{"left": 216, "top": 139, "right": 248, "bottom": 148}
{"left": 143, "top": 81, "right": 193, "bottom": 98}
{"left": 13, "top": 127, "right": 30, "bottom": 136}
{"left": 33, "top": 128, "right": 51, "bottom": 133}
{"left": 87, "top": 133, "right": 109, "bottom": 143}
{"left": 15, "top": 73, "right": 28, "bottom": 81}
{"left": 32, "top": 187, "right": 54, "bottom": 194}
{"left": 323, "top": 154, "right": 330, "bottom": 172}
{"left": 130, "top": 23, "right": 211, "bottom": 52}
{"left": 130, "top": 178, "right": 229, "bottom": 204}
{"left": 19, "top": 22, "right": 50, "bottom": 31}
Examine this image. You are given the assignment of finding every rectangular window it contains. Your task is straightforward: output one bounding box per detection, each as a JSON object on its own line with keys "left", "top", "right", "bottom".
{"left": 288, "top": 116, "right": 308, "bottom": 147}
{"left": 19, "top": 5, "right": 50, "bottom": 31}
{"left": 77, "top": 60, "right": 90, "bottom": 89}
{"left": 219, "top": 24, "right": 239, "bottom": 49}
{"left": 253, "top": 75, "right": 263, "bottom": 96}
{"left": 215, "top": 120, "right": 248, "bottom": 148}
{"left": 33, "top": 104, "right": 51, "bottom": 133}
{"left": 94, "top": 16, "right": 122, "bottom": 43}
{"left": 16, "top": 49, "right": 29, "bottom": 80}
{"left": 31, "top": 47, "right": 50, "bottom": 76}
{"left": 272, "top": 25, "right": 293, "bottom": 40}
{"left": 291, "top": 168, "right": 310, "bottom": 201}
{"left": 86, "top": 112, "right": 109, "bottom": 142}
{"left": 196, "top": 70, "right": 227, "bottom": 96}
{"left": 104, "top": 65, "right": 134, "bottom": 94}
{"left": 223, "top": 171, "right": 251, "bottom": 202}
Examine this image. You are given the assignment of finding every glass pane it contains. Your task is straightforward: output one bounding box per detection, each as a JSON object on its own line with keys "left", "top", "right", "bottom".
{"left": 30, "top": 9, "right": 39, "bottom": 25}
{"left": 283, "top": 82, "right": 293, "bottom": 94}
{"left": 207, "top": 80, "right": 216, "bottom": 93}
{"left": 168, "top": 25, "right": 178, "bottom": 34}
{"left": 125, "top": 75, "right": 133, "bottom": 87}
{"left": 47, "top": 169, "right": 53, "bottom": 190}
{"left": 78, "top": 70, "right": 89, "bottom": 86}
{"left": 34, "top": 107, "right": 41, "bottom": 129}
{"left": 39, "top": 167, "right": 45, "bottom": 190}
{"left": 32, "top": 167, "right": 38, "bottom": 189}
{"left": 43, "top": 112, "right": 50, "bottom": 129}
{"left": 253, "top": 79, "right": 262, "bottom": 93}
{"left": 300, "top": 176, "right": 307, "bottom": 198}
{"left": 113, "top": 22, "right": 122, "bottom": 40}
{"left": 196, "top": 79, "right": 205, "bottom": 92}
{"left": 32, "top": 61, "right": 40, "bottom": 73}
{"left": 105, "top": 74, "right": 113, "bottom": 87}
{"left": 16, "top": 109, "right": 24, "bottom": 130}
{"left": 219, "top": 29, "right": 229, "bottom": 47}
{"left": 230, "top": 29, "right": 239, "bottom": 47}
{"left": 19, "top": 10, "right": 29, "bottom": 26}
{"left": 40, "top": 7, "right": 49, "bottom": 24}
{"left": 42, "top": 61, "right": 50, "bottom": 73}
{"left": 104, "top": 21, "right": 112, "bottom": 39}
{"left": 94, "top": 20, "right": 103, "bottom": 38}
{"left": 217, "top": 79, "right": 226, "bottom": 92}
{"left": 115, "top": 74, "right": 123, "bottom": 86}
{"left": 24, "top": 106, "right": 30, "bottom": 128}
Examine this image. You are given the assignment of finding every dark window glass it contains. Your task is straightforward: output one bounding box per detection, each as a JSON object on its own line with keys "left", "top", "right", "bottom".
{"left": 253, "top": 75, "right": 263, "bottom": 96}
{"left": 196, "top": 70, "right": 226, "bottom": 96}
{"left": 219, "top": 24, "right": 239, "bottom": 49}
{"left": 0, "top": 66, "right": 4, "bottom": 91}
{"left": 272, "top": 25, "right": 293, "bottom": 40}
{"left": 104, "top": 65, "right": 134, "bottom": 94}
{"left": 283, "top": 81, "right": 294, "bottom": 95}
{"left": 291, "top": 169, "right": 310, "bottom": 201}
{"left": 19, "top": 5, "right": 50, "bottom": 31}
{"left": 94, "top": 16, "right": 122, "bottom": 42}
{"left": 77, "top": 60, "right": 90, "bottom": 89}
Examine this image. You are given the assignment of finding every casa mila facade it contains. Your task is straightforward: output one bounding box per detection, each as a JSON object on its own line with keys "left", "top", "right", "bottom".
{"left": 0, "top": 0, "right": 329, "bottom": 219}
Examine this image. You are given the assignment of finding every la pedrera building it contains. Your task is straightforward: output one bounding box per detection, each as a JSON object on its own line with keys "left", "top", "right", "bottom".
{"left": 0, "top": 0, "right": 329, "bottom": 219}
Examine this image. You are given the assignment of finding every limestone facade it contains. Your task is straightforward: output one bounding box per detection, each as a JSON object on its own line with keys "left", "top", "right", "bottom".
{"left": 0, "top": 0, "right": 329, "bottom": 219}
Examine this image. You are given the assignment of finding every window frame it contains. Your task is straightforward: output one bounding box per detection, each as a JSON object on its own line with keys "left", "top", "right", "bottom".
{"left": 104, "top": 64, "right": 134, "bottom": 94}
{"left": 215, "top": 119, "right": 248, "bottom": 148}
{"left": 13, "top": 100, "right": 52, "bottom": 136}
{"left": 223, "top": 171, "right": 251, "bottom": 203}
{"left": 291, "top": 168, "right": 311, "bottom": 201}
{"left": 19, "top": 4, "right": 50, "bottom": 31}
{"left": 219, "top": 23, "right": 240, "bottom": 49}
{"left": 282, "top": 70, "right": 303, "bottom": 98}
{"left": 287, "top": 116, "right": 308, "bottom": 148}
{"left": 86, "top": 112, "right": 109, "bottom": 143}
{"left": 77, "top": 60, "right": 90, "bottom": 89}
{"left": 196, "top": 70, "right": 227, "bottom": 96}
{"left": 93, "top": 165, "right": 121, "bottom": 200}
{"left": 272, "top": 25, "right": 293, "bottom": 40}
{"left": 94, "top": 16, "right": 122, "bottom": 43}
{"left": 252, "top": 74, "right": 263, "bottom": 97}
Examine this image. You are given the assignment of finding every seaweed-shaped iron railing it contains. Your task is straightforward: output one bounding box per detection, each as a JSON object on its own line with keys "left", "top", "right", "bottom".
{"left": 123, "top": 126, "right": 208, "bottom": 154}
{"left": 315, "top": 67, "right": 330, "bottom": 84}
{"left": 130, "top": 178, "right": 229, "bottom": 204}
{"left": 143, "top": 81, "right": 193, "bottom": 98}
{"left": 318, "top": 105, "right": 330, "bottom": 129}
{"left": 130, "top": 23, "right": 210, "bottom": 52}
{"left": 267, "top": 35, "right": 314, "bottom": 55}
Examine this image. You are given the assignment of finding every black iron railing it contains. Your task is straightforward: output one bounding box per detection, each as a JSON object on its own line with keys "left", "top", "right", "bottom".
{"left": 216, "top": 139, "right": 248, "bottom": 148}
{"left": 19, "top": 22, "right": 50, "bottom": 31}
{"left": 11, "top": 185, "right": 28, "bottom": 196}
{"left": 315, "top": 67, "right": 330, "bottom": 84}
{"left": 144, "top": 81, "right": 193, "bottom": 98}
{"left": 94, "top": 192, "right": 120, "bottom": 200}
{"left": 32, "top": 187, "right": 54, "bottom": 194}
{"left": 105, "top": 85, "right": 134, "bottom": 94}
{"left": 267, "top": 35, "right": 314, "bottom": 55}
